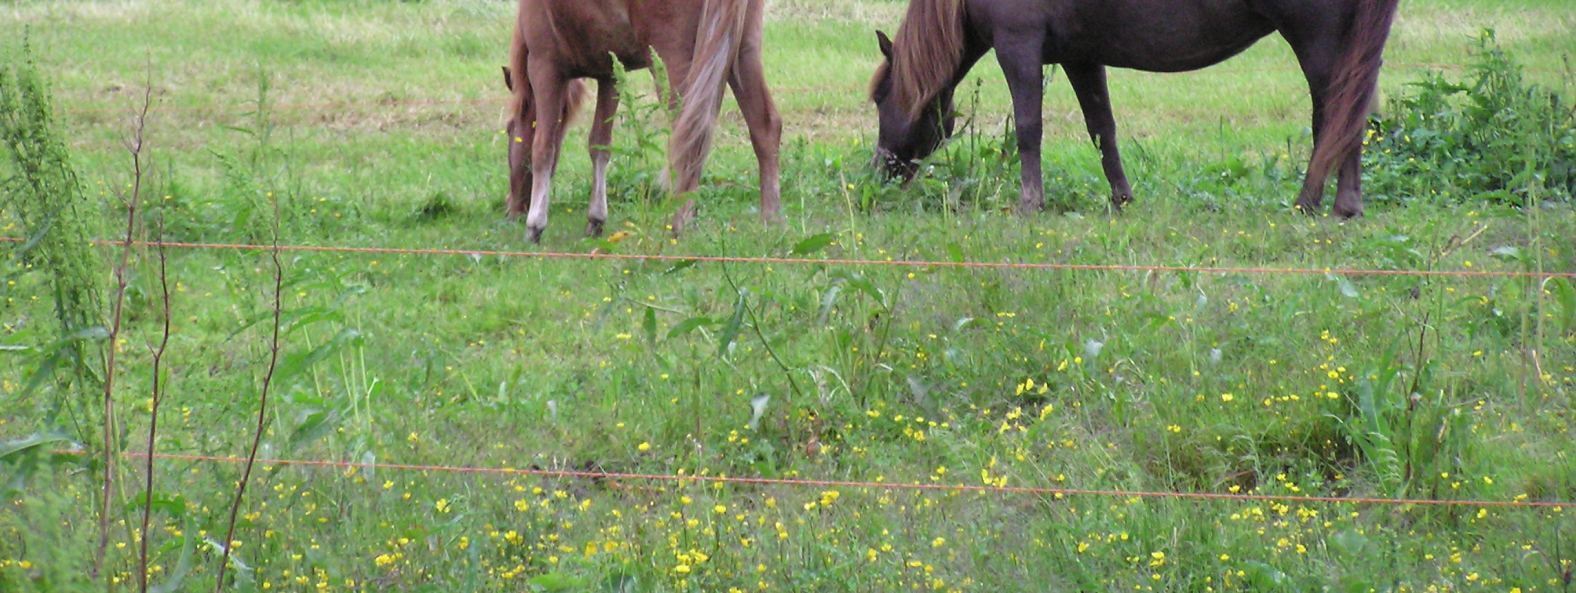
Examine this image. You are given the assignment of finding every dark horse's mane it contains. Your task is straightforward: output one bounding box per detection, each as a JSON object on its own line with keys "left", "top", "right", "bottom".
{"left": 869, "top": 0, "right": 965, "bottom": 120}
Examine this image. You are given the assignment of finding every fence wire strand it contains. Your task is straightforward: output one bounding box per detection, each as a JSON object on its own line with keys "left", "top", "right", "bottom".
{"left": 81, "top": 450, "right": 1567, "bottom": 510}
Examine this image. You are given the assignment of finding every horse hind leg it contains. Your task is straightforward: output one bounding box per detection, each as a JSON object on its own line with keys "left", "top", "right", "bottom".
{"left": 586, "top": 78, "right": 620, "bottom": 237}
{"left": 1064, "top": 63, "right": 1134, "bottom": 210}
{"left": 728, "top": 4, "right": 783, "bottom": 221}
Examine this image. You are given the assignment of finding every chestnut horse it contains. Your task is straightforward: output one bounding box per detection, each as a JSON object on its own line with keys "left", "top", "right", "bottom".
{"left": 869, "top": 0, "right": 1400, "bottom": 218}
{"left": 504, "top": 0, "right": 782, "bottom": 242}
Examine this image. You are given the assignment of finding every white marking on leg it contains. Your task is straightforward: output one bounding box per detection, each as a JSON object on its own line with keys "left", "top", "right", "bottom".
{"left": 589, "top": 154, "right": 609, "bottom": 224}
{"left": 526, "top": 170, "right": 553, "bottom": 233}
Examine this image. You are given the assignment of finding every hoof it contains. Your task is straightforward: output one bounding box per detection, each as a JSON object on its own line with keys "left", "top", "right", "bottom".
{"left": 506, "top": 197, "right": 529, "bottom": 221}
{"left": 760, "top": 209, "right": 784, "bottom": 225}
{"left": 1292, "top": 199, "right": 1322, "bottom": 216}
{"left": 1332, "top": 196, "right": 1364, "bottom": 219}
{"left": 670, "top": 202, "right": 698, "bottom": 238}
{"left": 1015, "top": 194, "right": 1043, "bottom": 216}
{"left": 1112, "top": 190, "right": 1134, "bottom": 207}
{"left": 528, "top": 226, "right": 544, "bottom": 245}
{"left": 585, "top": 219, "right": 605, "bottom": 238}
{"left": 1110, "top": 192, "right": 1134, "bottom": 213}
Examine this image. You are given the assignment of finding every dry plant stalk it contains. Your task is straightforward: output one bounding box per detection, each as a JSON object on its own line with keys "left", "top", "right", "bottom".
{"left": 96, "top": 80, "right": 152, "bottom": 582}
{"left": 216, "top": 196, "right": 284, "bottom": 592}
{"left": 138, "top": 217, "right": 171, "bottom": 593}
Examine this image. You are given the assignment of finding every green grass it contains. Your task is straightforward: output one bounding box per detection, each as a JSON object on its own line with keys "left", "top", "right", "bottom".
{"left": 3, "top": 0, "right": 1576, "bottom": 591}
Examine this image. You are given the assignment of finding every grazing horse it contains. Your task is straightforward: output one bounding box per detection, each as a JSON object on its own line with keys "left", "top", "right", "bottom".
{"left": 869, "top": 0, "right": 1400, "bottom": 218}
{"left": 504, "top": 0, "right": 782, "bottom": 242}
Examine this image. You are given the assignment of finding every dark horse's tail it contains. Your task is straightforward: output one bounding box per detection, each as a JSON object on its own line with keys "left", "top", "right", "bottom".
{"left": 1304, "top": 0, "right": 1401, "bottom": 191}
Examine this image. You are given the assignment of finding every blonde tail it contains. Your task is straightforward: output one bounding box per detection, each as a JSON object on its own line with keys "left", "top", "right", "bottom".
{"left": 668, "top": 0, "right": 750, "bottom": 195}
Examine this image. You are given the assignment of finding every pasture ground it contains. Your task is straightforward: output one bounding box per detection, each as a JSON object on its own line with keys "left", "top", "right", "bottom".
{"left": 3, "top": 0, "right": 1576, "bottom": 591}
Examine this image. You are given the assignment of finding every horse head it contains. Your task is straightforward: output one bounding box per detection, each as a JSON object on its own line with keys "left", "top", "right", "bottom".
{"left": 870, "top": 30, "right": 955, "bottom": 182}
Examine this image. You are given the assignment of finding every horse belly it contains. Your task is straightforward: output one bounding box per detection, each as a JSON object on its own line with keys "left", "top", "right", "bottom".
{"left": 1054, "top": 0, "right": 1275, "bottom": 72}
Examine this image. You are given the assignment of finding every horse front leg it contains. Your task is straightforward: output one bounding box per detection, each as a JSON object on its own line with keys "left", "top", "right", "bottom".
{"left": 1291, "top": 44, "right": 1336, "bottom": 216}
{"left": 1065, "top": 63, "right": 1134, "bottom": 210}
{"left": 994, "top": 33, "right": 1047, "bottom": 214}
{"left": 587, "top": 78, "right": 620, "bottom": 237}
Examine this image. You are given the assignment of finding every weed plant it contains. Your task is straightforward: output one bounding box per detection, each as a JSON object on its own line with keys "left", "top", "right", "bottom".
{"left": 1366, "top": 30, "right": 1576, "bottom": 206}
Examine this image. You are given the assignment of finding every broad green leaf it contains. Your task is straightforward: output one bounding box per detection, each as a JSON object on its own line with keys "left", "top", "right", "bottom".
{"left": 642, "top": 306, "right": 657, "bottom": 349}
{"left": 149, "top": 516, "right": 198, "bottom": 593}
{"left": 529, "top": 572, "right": 586, "bottom": 591}
{"left": 1331, "top": 530, "right": 1369, "bottom": 557}
{"left": 817, "top": 285, "right": 842, "bottom": 325}
{"left": 748, "top": 393, "right": 771, "bottom": 430}
{"left": 788, "top": 233, "right": 835, "bottom": 256}
{"left": 945, "top": 242, "right": 965, "bottom": 264}
{"left": 1547, "top": 276, "right": 1575, "bottom": 334}
{"left": 663, "top": 259, "right": 700, "bottom": 274}
{"left": 0, "top": 430, "right": 72, "bottom": 461}
{"left": 718, "top": 291, "right": 748, "bottom": 358}
{"left": 289, "top": 408, "right": 341, "bottom": 451}
{"left": 125, "top": 491, "right": 187, "bottom": 520}
{"left": 1327, "top": 273, "right": 1359, "bottom": 299}
{"left": 829, "top": 271, "right": 883, "bottom": 305}
{"left": 666, "top": 316, "right": 713, "bottom": 341}
{"left": 275, "top": 328, "right": 361, "bottom": 382}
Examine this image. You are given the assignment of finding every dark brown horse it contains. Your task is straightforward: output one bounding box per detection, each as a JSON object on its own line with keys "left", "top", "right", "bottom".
{"left": 869, "top": 0, "right": 1400, "bottom": 218}
{"left": 504, "top": 0, "right": 782, "bottom": 242}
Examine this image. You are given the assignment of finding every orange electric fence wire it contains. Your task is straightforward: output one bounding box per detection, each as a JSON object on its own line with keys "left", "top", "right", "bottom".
{"left": 58, "top": 62, "right": 1555, "bottom": 116}
{"left": 102, "top": 450, "right": 1569, "bottom": 510}
{"left": 2, "top": 236, "right": 1570, "bottom": 279}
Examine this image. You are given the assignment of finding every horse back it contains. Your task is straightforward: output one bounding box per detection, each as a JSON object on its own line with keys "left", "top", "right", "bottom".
{"left": 519, "top": 0, "right": 659, "bottom": 77}
{"left": 972, "top": 0, "right": 1282, "bottom": 72}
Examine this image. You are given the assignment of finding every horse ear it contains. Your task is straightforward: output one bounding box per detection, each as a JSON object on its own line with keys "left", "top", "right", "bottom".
{"left": 502, "top": 66, "right": 514, "bottom": 92}
{"left": 876, "top": 30, "right": 894, "bottom": 60}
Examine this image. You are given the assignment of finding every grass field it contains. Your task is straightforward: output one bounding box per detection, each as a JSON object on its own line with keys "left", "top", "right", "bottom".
{"left": 4, "top": 0, "right": 1576, "bottom": 591}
